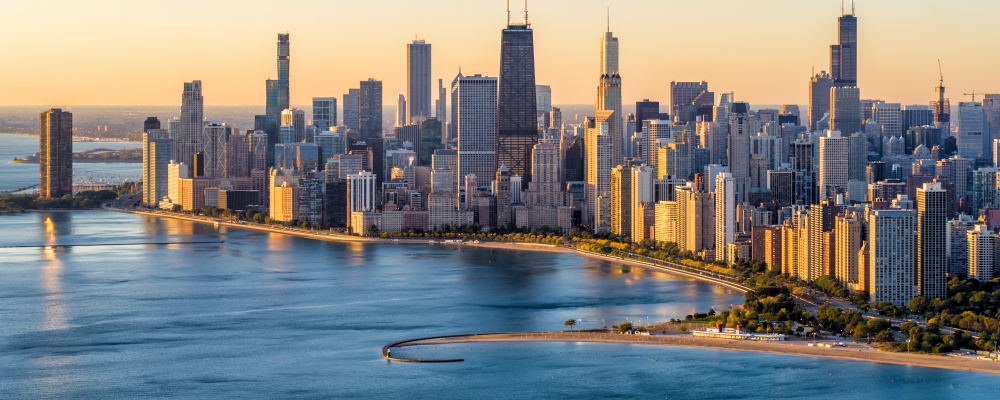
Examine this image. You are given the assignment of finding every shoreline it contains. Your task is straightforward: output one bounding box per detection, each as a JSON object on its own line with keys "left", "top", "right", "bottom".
{"left": 125, "top": 210, "right": 743, "bottom": 290}
{"left": 392, "top": 332, "right": 1000, "bottom": 375}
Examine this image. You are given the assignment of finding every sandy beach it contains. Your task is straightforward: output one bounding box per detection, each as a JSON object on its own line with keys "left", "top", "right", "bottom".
{"left": 395, "top": 332, "right": 1000, "bottom": 374}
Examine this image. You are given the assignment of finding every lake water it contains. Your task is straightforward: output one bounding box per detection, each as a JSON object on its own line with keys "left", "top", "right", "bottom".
{"left": 0, "top": 133, "right": 141, "bottom": 192}
{"left": 1, "top": 211, "right": 999, "bottom": 398}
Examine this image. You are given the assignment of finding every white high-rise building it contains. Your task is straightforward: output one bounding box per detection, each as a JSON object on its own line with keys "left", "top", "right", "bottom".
{"left": 871, "top": 102, "right": 902, "bottom": 138}
{"left": 630, "top": 165, "right": 654, "bottom": 241}
{"left": 818, "top": 130, "right": 849, "bottom": 199}
{"left": 947, "top": 214, "right": 978, "bottom": 276}
{"left": 348, "top": 171, "right": 377, "bottom": 213}
{"left": 968, "top": 224, "right": 996, "bottom": 282}
{"left": 715, "top": 172, "right": 735, "bottom": 264}
{"left": 455, "top": 74, "right": 498, "bottom": 189}
{"left": 600, "top": 28, "right": 619, "bottom": 76}
{"left": 202, "top": 122, "right": 228, "bottom": 178}
{"left": 586, "top": 111, "right": 615, "bottom": 230}
{"left": 597, "top": 74, "right": 622, "bottom": 168}
{"left": 642, "top": 119, "right": 671, "bottom": 175}
{"left": 598, "top": 25, "right": 622, "bottom": 167}
{"left": 868, "top": 208, "right": 917, "bottom": 306}
{"left": 523, "top": 142, "right": 562, "bottom": 208}
{"left": 536, "top": 85, "right": 552, "bottom": 113}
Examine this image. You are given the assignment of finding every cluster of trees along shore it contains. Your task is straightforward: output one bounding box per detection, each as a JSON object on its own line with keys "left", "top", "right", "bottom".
{"left": 0, "top": 183, "right": 136, "bottom": 212}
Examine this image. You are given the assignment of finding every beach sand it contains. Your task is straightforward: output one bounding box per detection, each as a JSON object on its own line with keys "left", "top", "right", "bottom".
{"left": 397, "top": 332, "right": 1000, "bottom": 374}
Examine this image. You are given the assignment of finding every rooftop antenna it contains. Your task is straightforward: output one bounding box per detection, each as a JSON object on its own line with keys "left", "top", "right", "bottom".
{"left": 507, "top": 0, "right": 510, "bottom": 25}
{"left": 607, "top": 6, "right": 610, "bottom": 32}
{"left": 524, "top": 0, "right": 529, "bottom": 25}
{"left": 840, "top": 0, "right": 844, "bottom": 16}
{"left": 852, "top": 0, "right": 855, "bottom": 15}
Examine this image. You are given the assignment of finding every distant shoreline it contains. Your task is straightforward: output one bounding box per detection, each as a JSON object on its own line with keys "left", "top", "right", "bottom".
{"left": 389, "top": 332, "right": 1000, "bottom": 375}
{"left": 125, "top": 209, "right": 744, "bottom": 292}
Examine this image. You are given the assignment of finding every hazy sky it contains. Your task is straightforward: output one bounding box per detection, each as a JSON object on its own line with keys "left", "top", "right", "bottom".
{"left": 3, "top": 0, "right": 999, "bottom": 108}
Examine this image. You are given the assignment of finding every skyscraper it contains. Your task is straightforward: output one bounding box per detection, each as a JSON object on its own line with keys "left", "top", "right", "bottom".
{"left": 831, "top": 7, "right": 857, "bottom": 88}
{"left": 597, "top": 22, "right": 621, "bottom": 164}
{"left": 610, "top": 165, "right": 633, "bottom": 238}
{"left": 202, "top": 122, "right": 229, "bottom": 178}
{"left": 818, "top": 130, "right": 849, "bottom": 199}
{"left": 917, "top": 182, "right": 948, "bottom": 300}
{"left": 455, "top": 74, "right": 498, "bottom": 190}
{"left": 586, "top": 111, "right": 615, "bottom": 230}
{"left": 809, "top": 71, "right": 834, "bottom": 131}
{"left": 597, "top": 73, "right": 622, "bottom": 167}
{"left": 635, "top": 100, "right": 660, "bottom": 134}
{"left": 39, "top": 109, "right": 73, "bottom": 198}
{"left": 727, "top": 102, "right": 756, "bottom": 203}
{"left": 143, "top": 117, "right": 161, "bottom": 133}
{"left": 396, "top": 94, "right": 407, "bottom": 127}
{"left": 670, "top": 81, "right": 714, "bottom": 124}
{"left": 536, "top": 85, "right": 552, "bottom": 114}
{"left": 868, "top": 208, "right": 917, "bottom": 306}
{"left": 715, "top": 172, "right": 736, "bottom": 264}
{"left": 142, "top": 129, "right": 171, "bottom": 206}
{"left": 830, "top": 86, "right": 861, "bottom": 135}
{"left": 958, "top": 102, "right": 988, "bottom": 159}
{"left": 312, "top": 97, "right": 337, "bottom": 132}
{"left": 176, "top": 80, "right": 204, "bottom": 166}
{"left": 264, "top": 34, "right": 290, "bottom": 164}
{"left": 497, "top": 7, "right": 538, "bottom": 183}
{"left": 968, "top": 224, "right": 996, "bottom": 282}
{"left": 343, "top": 88, "right": 360, "bottom": 133}
{"left": 281, "top": 108, "right": 306, "bottom": 143}
{"left": 436, "top": 79, "right": 447, "bottom": 143}
{"left": 276, "top": 33, "right": 290, "bottom": 112}
{"left": 407, "top": 39, "right": 432, "bottom": 121}
{"left": 359, "top": 79, "right": 383, "bottom": 139}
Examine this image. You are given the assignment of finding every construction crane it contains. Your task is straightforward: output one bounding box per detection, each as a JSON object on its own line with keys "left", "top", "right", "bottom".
{"left": 965, "top": 90, "right": 981, "bottom": 102}
{"left": 937, "top": 59, "right": 943, "bottom": 87}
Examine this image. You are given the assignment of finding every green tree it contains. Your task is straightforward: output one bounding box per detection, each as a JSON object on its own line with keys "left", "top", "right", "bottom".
{"left": 564, "top": 319, "right": 577, "bottom": 331}
{"left": 875, "top": 330, "right": 894, "bottom": 343}
{"left": 618, "top": 321, "right": 633, "bottom": 334}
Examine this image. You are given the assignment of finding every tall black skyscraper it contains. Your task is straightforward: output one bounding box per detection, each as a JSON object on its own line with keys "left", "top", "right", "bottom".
{"left": 262, "top": 33, "right": 290, "bottom": 166}
{"left": 40, "top": 109, "right": 73, "bottom": 198}
{"left": 830, "top": 7, "right": 857, "bottom": 88}
{"left": 496, "top": 6, "right": 538, "bottom": 183}
{"left": 359, "top": 79, "right": 383, "bottom": 140}
{"left": 634, "top": 100, "right": 660, "bottom": 133}
{"left": 143, "top": 117, "right": 160, "bottom": 133}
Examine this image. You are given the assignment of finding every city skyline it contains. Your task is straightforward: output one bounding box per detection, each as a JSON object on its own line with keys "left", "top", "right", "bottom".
{"left": 4, "top": 1, "right": 999, "bottom": 107}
